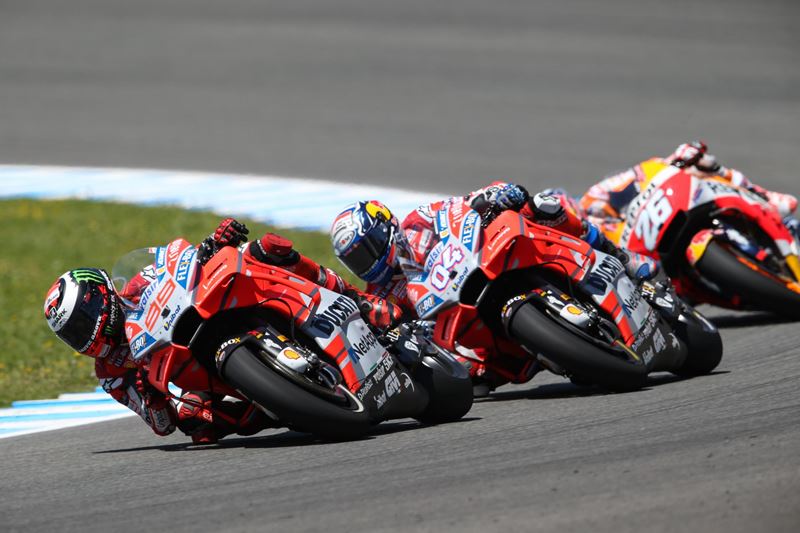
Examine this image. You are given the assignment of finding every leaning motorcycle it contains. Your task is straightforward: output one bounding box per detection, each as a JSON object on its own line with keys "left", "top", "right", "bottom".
{"left": 111, "top": 239, "right": 473, "bottom": 439}
{"left": 405, "top": 199, "right": 722, "bottom": 392}
{"left": 598, "top": 160, "right": 800, "bottom": 319}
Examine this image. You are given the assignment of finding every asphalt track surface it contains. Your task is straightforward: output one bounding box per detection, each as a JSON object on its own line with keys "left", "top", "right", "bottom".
{"left": 1, "top": 1, "right": 799, "bottom": 532}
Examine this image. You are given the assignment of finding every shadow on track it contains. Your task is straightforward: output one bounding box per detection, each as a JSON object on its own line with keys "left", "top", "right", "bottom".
{"left": 93, "top": 417, "right": 482, "bottom": 454}
{"left": 710, "top": 311, "right": 796, "bottom": 329}
{"left": 480, "top": 371, "right": 729, "bottom": 403}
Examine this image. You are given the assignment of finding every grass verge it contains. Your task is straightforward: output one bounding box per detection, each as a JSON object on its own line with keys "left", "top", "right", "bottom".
{"left": 0, "top": 198, "right": 356, "bottom": 407}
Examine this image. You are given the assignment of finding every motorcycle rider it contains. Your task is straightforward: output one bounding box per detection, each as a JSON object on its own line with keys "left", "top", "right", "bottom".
{"left": 580, "top": 141, "right": 799, "bottom": 239}
{"left": 329, "top": 182, "right": 658, "bottom": 394}
{"left": 44, "top": 218, "right": 402, "bottom": 444}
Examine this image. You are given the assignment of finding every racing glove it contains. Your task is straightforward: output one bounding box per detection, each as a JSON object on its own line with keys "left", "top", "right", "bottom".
{"left": 668, "top": 141, "right": 707, "bottom": 169}
{"left": 213, "top": 217, "right": 250, "bottom": 247}
{"left": 345, "top": 289, "right": 404, "bottom": 332}
{"left": 494, "top": 183, "right": 530, "bottom": 210}
{"left": 198, "top": 218, "right": 250, "bottom": 265}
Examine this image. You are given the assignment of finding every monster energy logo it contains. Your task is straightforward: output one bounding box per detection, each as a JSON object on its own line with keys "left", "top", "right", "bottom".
{"left": 71, "top": 269, "right": 106, "bottom": 284}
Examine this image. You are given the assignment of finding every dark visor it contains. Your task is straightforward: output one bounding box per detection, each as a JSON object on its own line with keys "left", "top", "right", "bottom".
{"left": 341, "top": 224, "right": 390, "bottom": 276}
{"left": 57, "top": 284, "right": 106, "bottom": 351}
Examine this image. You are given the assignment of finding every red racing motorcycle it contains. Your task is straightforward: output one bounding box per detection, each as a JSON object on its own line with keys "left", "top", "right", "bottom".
{"left": 405, "top": 199, "right": 722, "bottom": 392}
{"left": 599, "top": 162, "right": 800, "bottom": 318}
{"left": 112, "top": 239, "right": 472, "bottom": 439}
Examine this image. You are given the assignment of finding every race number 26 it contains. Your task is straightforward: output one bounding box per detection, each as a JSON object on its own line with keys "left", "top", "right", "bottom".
{"left": 634, "top": 189, "right": 673, "bottom": 251}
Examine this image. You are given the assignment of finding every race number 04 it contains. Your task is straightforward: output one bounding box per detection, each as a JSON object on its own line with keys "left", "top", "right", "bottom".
{"left": 430, "top": 245, "right": 464, "bottom": 291}
{"left": 634, "top": 188, "right": 673, "bottom": 251}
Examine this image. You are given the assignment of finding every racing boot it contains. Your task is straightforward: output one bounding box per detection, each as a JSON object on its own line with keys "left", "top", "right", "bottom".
{"left": 582, "top": 222, "right": 659, "bottom": 281}
{"left": 784, "top": 216, "right": 800, "bottom": 243}
{"left": 177, "top": 392, "right": 273, "bottom": 444}
{"left": 176, "top": 391, "right": 220, "bottom": 444}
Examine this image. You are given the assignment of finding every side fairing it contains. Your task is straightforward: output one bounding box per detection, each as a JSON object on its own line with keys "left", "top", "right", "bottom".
{"left": 619, "top": 168, "right": 691, "bottom": 255}
{"left": 300, "top": 286, "right": 389, "bottom": 387}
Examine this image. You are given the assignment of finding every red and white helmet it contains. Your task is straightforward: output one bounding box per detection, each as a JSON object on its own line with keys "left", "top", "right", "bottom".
{"left": 44, "top": 268, "right": 124, "bottom": 357}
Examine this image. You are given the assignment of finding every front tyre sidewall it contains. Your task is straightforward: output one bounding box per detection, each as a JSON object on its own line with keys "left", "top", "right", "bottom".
{"left": 508, "top": 303, "right": 648, "bottom": 392}
{"left": 220, "top": 345, "right": 371, "bottom": 439}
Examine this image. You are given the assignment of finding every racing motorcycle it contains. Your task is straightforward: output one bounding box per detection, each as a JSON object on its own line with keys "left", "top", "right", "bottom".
{"left": 598, "top": 161, "right": 800, "bottom": 319}
{"left": 405, "top": 199, "right": 722, "bottom": 392}
{"left": 111, "top": 239, "right": 472, "bottom": 439}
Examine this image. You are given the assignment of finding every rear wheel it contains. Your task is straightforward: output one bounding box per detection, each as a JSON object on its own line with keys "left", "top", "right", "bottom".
{"left": 507, "top": 303, "right": 648, "bottom": 392}
{"left": 412, "top": 350, "right": 473, "bottom": 424}
{"left": 219, "top": 345, "right": 371, "bottom": 439}
{"left": 696, "top": 241, "right": 800, "bottom": 319}
{"left": 671, "top": 309, "right": 723, "bottom": 376}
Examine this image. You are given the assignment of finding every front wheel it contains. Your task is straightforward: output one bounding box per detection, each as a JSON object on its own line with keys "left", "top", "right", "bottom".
{"left": 219, "top": 345, "right": 372, "bottom": 439}
{"left": 507, "top": 302, "right": 648, "bottom": 392}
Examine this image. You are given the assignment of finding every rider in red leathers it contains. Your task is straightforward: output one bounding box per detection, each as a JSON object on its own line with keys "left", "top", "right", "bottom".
{"left": 329, "top": 182, "right": 658, "bottom": 394}
{"left": 44, "top": 219, "right": 400, "bottom": 444}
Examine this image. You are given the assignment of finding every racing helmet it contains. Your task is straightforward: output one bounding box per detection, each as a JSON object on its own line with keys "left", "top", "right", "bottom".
{"left": 44, "top": 268, "right": 124, "bottom": 357}
{"left": 330, "top": 200, "right": 408, "bottom": 285}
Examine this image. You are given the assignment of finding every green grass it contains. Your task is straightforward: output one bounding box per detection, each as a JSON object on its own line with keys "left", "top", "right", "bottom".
{"left": 0, "top": 198, "right": 357, "bottom": 407}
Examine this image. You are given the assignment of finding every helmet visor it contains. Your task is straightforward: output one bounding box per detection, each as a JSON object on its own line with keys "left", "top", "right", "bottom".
{"left": 56, "top": 284, "right": 106, "bottom": 352}
{"left": 340, "top": 224, "right": 390, "bottom": 277}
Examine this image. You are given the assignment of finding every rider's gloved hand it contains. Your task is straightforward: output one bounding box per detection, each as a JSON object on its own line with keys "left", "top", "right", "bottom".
{"left": 668, "top": 141, "right": 707, "bottom": 169}
{"left": 213, "top": 218, "right": 250, "bottom": 247}
{"left": 494, "top": 184, "right": 530, "bottom": 211}
{"left": 346, "top": 290, "right": 403, "bottom": 332}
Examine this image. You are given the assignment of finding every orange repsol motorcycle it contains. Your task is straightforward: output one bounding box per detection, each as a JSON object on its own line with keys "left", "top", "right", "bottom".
{"left": 112, "top": 239, "right": 472, "bottom": 439}
{"left": 598, "top": 161, "right": 800, "bottom": 318}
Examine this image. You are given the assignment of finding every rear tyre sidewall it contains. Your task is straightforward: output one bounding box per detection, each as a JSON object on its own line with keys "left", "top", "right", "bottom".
{"left": 671, "top": 310, "right": 723, "bottom": 376}
{"left": 696, "top": 240, "right": 800, "bottom": 319}
{"left": 220, "top": 345, "right": 371, "bottom": 439}
{"left": 412, "top": 351, "right": 473, "bottom": 424}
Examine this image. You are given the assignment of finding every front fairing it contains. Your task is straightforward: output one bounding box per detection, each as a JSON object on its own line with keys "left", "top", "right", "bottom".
{"left": 406, "top": 204, "right": 483, "bottom": 319}
{"left": 113, "top": 239, "right": 198, "bottom": 361}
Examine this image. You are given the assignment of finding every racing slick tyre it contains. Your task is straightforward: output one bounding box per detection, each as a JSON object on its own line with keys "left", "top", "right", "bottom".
{"left": 412, "top": 351, "right": 473, "bottom": 424}
{"left": 507, "top": 302, "right": 648, "bottom": 392}
{"left": 696, "top": 241, "right": 800, "bottom": 320}
{"left": 671, "top": 310, "right": 723, "bottom": 377}
{"left": 220, "top": 345, "right": 371, "bottom": 439}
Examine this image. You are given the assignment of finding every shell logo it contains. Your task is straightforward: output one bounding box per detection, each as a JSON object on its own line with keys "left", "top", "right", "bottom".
{"left": 565, "top": 305, "right": 584, "bottom": 315}
{"left": 281, "top": 348, "right": 301, "bottom": 360}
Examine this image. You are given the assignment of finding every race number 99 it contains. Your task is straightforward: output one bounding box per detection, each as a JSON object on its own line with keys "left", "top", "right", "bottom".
{"left": 634, "top": 189, "right": 673, "bottom": 251}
